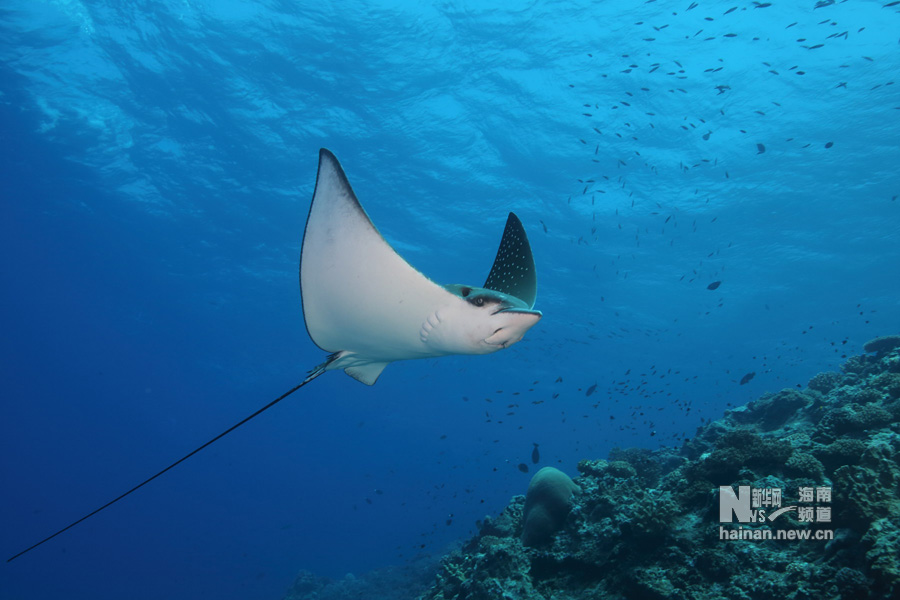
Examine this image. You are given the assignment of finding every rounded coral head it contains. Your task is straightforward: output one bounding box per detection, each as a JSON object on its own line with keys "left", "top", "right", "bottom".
{"left": 521, "top": 467, "right": 581, "bottom": 547}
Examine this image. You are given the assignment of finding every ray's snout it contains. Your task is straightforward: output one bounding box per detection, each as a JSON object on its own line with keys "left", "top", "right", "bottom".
{"left": 484, "top": 309, "right": 542, "bottom": 348}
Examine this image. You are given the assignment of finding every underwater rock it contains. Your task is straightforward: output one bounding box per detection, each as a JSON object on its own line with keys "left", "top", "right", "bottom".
{"left": 477, "top": 497, "right": 525, "bottom": 539}
{"left": 620, "top": 490, "right": 680, "bottom": 543}
{"left": 833, "top": 384, "right": 885, "bottom": 405}
{"left": 686, "top": 429, "right": 793, "bottom": 481}
{"left": 862, "top": 518, "right": 900, "bottom": 597}
{"left": 784, "top": 451, "right": 825, "bottom": 481}
{"left": 834, "top": 566, "right": 870, "bottom": 600}
{"left": 841, "top": 354, "right": 871, "bottom": 375}
{"left": 417, "top": 337, "right": 900, "bottom": 600}
{"left": 814, "top": 437, "right": 867, "bottom": 471}
{"left": 626, "top": 565, "right": 676, "bottom": 599}
{"left": 833, "top": 433, "right": 900, "bottom": 526}
{"left": 521, "top": 467, "right": 580, "bottom": 547}
{"left": 575, "top": 458, "right": 608, "bottom": 478}
{"left": 808, "top": 371, "right": 842, "bottom": 394}
{"left": 820, "top": 403, "right": 892, "bottom": 437}
{"left": 607, "top": 446, "right": 673, "bottom": 487}
{"left": 729, "top": 388, "right": 812, "bottom": 431}
{"left": 863, "top": 335, "right": 900, "bottom": 358}
{"left": 870, "top": 372, "right": 900, "bottom": 400}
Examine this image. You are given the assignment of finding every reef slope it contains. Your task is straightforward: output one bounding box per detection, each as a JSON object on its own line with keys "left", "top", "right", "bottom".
{"left": 420, "top": 337, "right": 900, "bottom": 600}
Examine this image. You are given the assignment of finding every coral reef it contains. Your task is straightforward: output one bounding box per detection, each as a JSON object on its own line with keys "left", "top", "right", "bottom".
{"left": 418, "top": 336, "right": 900, "bottom": 600}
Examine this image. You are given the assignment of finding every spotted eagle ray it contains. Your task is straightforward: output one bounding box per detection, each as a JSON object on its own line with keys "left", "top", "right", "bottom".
{"left": 8, "top": 148, "right": 541, "bottom": 561}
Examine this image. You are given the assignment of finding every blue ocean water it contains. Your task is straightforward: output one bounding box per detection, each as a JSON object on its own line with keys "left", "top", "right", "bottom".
{"left": 1, "top": 0, "right": 898, "bottom": 598}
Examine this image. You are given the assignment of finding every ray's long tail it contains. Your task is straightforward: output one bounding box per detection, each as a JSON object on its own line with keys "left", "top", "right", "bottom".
{"left": 6, "top": 365, "right": 328, "bottom": 563}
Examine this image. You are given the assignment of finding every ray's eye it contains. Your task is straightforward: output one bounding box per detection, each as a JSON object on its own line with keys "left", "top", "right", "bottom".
{"left": 460, "top": 286, "right": 472, "bottom": 297}
{"left": 466, "top": 295, "right": 486, "bottom": 307}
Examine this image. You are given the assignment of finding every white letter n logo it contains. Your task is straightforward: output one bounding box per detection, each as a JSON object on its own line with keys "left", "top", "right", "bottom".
{"left": 719, "top": 485, "right": 752, "bottom": 523}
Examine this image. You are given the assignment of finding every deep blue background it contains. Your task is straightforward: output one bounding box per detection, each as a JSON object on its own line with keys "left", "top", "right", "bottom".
{"left": 2, "top": 1, "right": 898, "bottom": 599}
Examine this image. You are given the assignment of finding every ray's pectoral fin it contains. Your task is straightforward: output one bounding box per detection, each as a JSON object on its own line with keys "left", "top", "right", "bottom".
{"left": 483, "top": 212, "right": 538, "bottom": 310}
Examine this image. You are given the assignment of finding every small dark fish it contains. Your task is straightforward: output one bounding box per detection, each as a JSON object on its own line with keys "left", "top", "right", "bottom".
{"left": 540, "top": 220, "right": 548, "bottom": 233}
{"left": 586, "top": 383, "right": 598, "bottom": 397}
{"left": 739, "top": 372, "right": 756, "bottom": 385}
{"left": 532, "top": 443, "right": 540, "bottom": 464}
{"left": 825, "top": 141, "right": 834, "bottom": 148}
{"left": 707, "top": 281, "right": 722, "bottom": 290}
{"left": 756, "top": 143, "right": 766, "bottom": 154}
{"left": 517, "top": 463, "right": 529, "bottom": 473}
